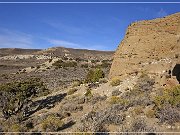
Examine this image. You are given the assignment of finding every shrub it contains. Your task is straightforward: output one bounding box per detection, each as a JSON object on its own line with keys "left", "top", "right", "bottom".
{"left": 72, "top": 80, "right": 81, "bottom": 87}
{"left": 154, "top": 85, "right": 180, "bottom": 108}
{"left": 62, "top": 103, "right": 83, "bottom": 113}
{"left": 2, "top": 117, "right": 25, "bottom": 132}
{"left": 41, "top": 114, "right": 64, "bottom": 131}
{"left": 0, "top": 78, "right": 49, "bottom": 119}
{"left": 112, "top": 89, "right": 122, "bottom": 96}
{"left": 134, "top": 74, "right": 155, "bottom": 92}
{"left": 99, "top": 78, "right": 108, "bottom": 84}
{"left": 145, "top": 109, "right": 155, "bottom": 118}
{"left": 101, "top": 60, "right": 111, "bottom": 68}
{"left": 109, "top": 96, "right": 121, "bottom": 104}
{"left": 155, "top": 105, "right": 180, "bottom": 124}
{"left": 9, "top": 124, "right": 23, "bottom": 132}
{"left": 91, "top": 60, "right": 99, "bottom": 63}
{"left": 110, "top": 77, "right": 122, "bottom": 86}
{"left": 109, "top": 96, "right": 129, "bottom": 105}
{"left": 52, "top": 60, "right": 77, "bottom": 69}
{"left": 67, "top": 88, "right": 78, "bottom": 95}
{"left": 121, "top": 117, "right": 156, "bottom": 132}
{"left": 84, "top": 88, "right": 93, "bottom": 97}
{"left": 133, "top": 106, "right": 144, "bottom": 115}
{"left": 91, "top": 64, "right": 102, "bottom": 69}
{"left": 131, "top": 118, "right": 147, "bottom": 132}
{"left": 87, "top": 94, "right": 107, "bottom": 105}
{"left": 78, "top": 105, "right": 124, "bottom": 132}
{"left": 85, "top": 68, "right": 105, "bottom": 83}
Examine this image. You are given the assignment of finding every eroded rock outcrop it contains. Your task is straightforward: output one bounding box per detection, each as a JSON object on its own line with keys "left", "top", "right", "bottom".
{"left": 109, "top": 12, "right": 180, "bottom": 86}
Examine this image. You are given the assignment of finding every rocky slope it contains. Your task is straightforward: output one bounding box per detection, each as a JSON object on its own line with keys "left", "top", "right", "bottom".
{"left": 109, "top": 12, "right": 180, "bottom": 87}
{"left": 0, "top": 13, "right": 180, "bottom": 133}
{"left": 0, "top": 47, "right": 114, "bottom": 89}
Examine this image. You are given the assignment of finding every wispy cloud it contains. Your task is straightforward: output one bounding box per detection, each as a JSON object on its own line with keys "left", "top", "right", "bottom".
{"left": 156, "top": 8, "right": 168, "bottom": 18}
{"left": 48, "top": 39, "right": 109, "bottom": 51}
{"left": 0, "top": 28, "right": 34, "bottom": 48}
{"left": 48, "top": 39, "right": 82, "bottom": 49}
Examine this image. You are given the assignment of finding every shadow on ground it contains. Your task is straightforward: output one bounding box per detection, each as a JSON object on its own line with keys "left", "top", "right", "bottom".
{"left": 23, "top": 93, "right": 67, "bottom": 118}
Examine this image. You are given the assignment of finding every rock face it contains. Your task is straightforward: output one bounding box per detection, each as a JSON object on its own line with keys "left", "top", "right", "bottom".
{"left": 109, "top": 13, "right": 180, "bottom": 85}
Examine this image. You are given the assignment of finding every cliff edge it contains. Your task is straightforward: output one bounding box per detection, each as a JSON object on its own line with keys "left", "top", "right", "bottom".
{"left": 109, "top": 13, "right": 180, "bottom": 86}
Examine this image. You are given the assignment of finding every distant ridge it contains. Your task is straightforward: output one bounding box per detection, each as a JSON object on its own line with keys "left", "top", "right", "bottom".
{"left": 0, "top": 46, "right": 114, "bottom": 60}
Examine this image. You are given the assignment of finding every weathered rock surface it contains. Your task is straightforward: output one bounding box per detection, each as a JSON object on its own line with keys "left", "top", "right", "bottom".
{"left": 109, "top": 13, "right": 180, "bottom": 85}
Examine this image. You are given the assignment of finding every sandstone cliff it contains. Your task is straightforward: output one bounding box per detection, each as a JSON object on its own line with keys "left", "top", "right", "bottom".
{"left": 109, "top": 12, "right": 180, "bottom": 86}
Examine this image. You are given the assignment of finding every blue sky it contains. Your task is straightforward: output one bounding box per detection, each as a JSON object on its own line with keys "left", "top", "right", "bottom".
{"left": 0, "top": 2, "right": 179, "bottom": 50}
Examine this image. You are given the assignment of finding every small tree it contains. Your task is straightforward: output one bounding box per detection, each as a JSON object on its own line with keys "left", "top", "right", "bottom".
{"left": 0, "top": 78, "right": 49, "bottom": 119}
{"left": 85, "top": 68, "right": 105, "bottom": 83}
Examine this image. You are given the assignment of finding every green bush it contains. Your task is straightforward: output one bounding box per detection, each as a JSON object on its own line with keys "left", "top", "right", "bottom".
{"left": 154, "top": 85, "right": 180, "bottom": 108}
{"left": 109, "top": 96, "right": 129, "bottom": 105}
{"left": 91, "top": 59, "right": 99, "bottom": 63}
{"left": 85, "top": 68, "right": 105, "bottom": 83}
{"left": 71, "top": 80, "right": 81, "bottom": 87}
{"left": 0, "top": 78, "right": 49, "bottom": 119}
{"left": 7, "top": 123, "right": 23, "bottom": 132}
{"left": 133, "top": 106, "right": 144, "bottom": 115}
{"left": 41, "top": 114, "right": 64, "bottom": 131}
{"left": 84, "top": 88, "right": 93, "bottom": 97}
{"left": 100, "top": 62, "right": 111, "bottom": 68}
{"left": 99, "top": 78, "right": 108, "bottom": 84}
{"left": 52, "top": 60, "right": 77, "bottom": 68}
{"left": 1, "top": 113, "right": 26, "bottom": 132}
{"left": 110, "top": 77, "right": 122, "bottom": 86}
{"left": 67, "top": 88, "right": 78, "bottom": 95}
{"left": 145, "top": 109, "right": 155, "bottom": 118}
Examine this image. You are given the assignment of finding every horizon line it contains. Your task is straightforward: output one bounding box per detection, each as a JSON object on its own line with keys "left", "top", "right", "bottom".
{"left": 0, "top": 47, "right": 115, "bottom": 51}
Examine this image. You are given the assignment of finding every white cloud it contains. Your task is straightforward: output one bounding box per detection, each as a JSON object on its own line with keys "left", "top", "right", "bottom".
{"left": 48, "top": 39, "right": 108, "bottom": 51}
{"left": 156, "top": 8, "right": 168, "bottom": 18}
{"left": 48, "top": 39, "right": 82, "bottom": 49}
{"left": 0, "top": 28, "right": 33, "bottom": 48}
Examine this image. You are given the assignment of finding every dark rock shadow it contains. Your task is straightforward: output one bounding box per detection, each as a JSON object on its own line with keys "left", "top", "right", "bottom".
{"left": 172, "top": 64, "right": 180, "bottom": 83}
